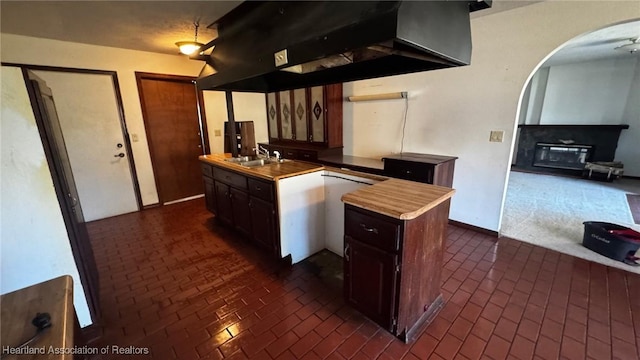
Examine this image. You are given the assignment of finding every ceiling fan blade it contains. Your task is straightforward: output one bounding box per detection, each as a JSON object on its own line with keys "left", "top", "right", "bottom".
{"left": 574, "top": 37, "right": 635, "bottom": 47}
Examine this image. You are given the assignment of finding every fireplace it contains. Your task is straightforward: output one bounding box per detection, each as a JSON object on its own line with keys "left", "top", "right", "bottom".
{"left": 533, "top": 143, "right": 593, "bottom": 170}
{"left": 514, "top": 124, "right": 628, "bottom": 176}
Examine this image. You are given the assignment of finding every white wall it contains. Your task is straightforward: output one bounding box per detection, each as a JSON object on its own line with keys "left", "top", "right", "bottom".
{"left": 0, "top": 33, "right": 263, "bottom": 206}
{"left": 343, "top": 2, "right": 640, "bottom": 231}
{"left": 202, "top": 92, "right": 268, "bottom": 155}
{"left": 536, "top": 57, "right": 640, "bottom": 176}
{"left": 540, "top": 58, "right": 638, "bottom": 124}
{"left": 1, "top": 66, "right": 92, "bottom": 326}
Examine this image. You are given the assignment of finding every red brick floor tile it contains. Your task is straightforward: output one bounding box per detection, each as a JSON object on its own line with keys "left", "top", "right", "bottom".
{"left": 459, "top": 334, "right": 486, "bottom": 360}
{"left": 434, "top": 334, "right": 464, "bottom": 359}
{"left": 266, "top": 332, "right": 300, "bottom": 358}
{"left": 560, "top": 335, "right": 586, "bottom": 360}
{"left": 483, "top": 335, "right": 510, "bottom": 360}
{"left": 509, "top": 335, "right": 535, "bottom": 360}
{"left": 86, "top": 199, "right": 640, "bottom": 360}
{"left": 409, "top": 333, "right": 439, "bottom": 358}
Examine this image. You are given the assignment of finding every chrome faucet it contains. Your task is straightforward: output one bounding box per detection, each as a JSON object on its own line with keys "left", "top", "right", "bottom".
{"left": 258, "top": 146, "right": 270, "bottom": 159}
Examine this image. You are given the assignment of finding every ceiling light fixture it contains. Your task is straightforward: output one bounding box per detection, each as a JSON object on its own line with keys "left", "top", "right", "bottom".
{"left": 615, "top": 38, "right": 640, "bottom": 53}
{"left": 176, "top": 22, "right": 204, "bottom": 55}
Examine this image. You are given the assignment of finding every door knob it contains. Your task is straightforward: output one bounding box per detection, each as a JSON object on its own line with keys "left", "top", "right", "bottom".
{"left": 114, "top": 153, "right": 125, "bottom": 158}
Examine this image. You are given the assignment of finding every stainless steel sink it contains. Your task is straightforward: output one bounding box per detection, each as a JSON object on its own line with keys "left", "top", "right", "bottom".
{"left": 240, "top": 159, "right": 273, "bottom": 167}
{"left": 224, "top": 155, "right": 260, "bottom": 163}
{"left": 240, "top": 158, "right": 290, "bottom": 168}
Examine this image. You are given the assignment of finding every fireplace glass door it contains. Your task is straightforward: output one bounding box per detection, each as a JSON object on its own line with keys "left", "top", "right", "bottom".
{"left": 533, "top": 143, "right": 593, "bottom": 170}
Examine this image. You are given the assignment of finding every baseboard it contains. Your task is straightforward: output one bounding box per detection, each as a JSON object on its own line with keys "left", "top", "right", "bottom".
{"left": 623, "top": 175, "right": 640, "bottom": 180}
{"left": 448, "top": 219, "right": 499, "bottom": 238}
{"left": 142, "top": 202, "right": 161, "bottom": 210}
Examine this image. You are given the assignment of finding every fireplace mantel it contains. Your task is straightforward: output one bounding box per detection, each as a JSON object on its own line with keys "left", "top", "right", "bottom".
{"left": 518, "top": 124, "right": 629, "bottom": 130}
{"left": 514, "top": 124, "right": 629, "bottom": 176}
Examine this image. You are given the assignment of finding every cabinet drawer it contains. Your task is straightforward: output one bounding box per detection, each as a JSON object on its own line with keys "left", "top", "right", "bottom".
{"left": 345, "top": 207, "right": 401, "bottom": 252}
{"left": 298, "top": 150, "right": 317, "bottom": 161}
{"left": 201, "top": 163, "right": 213, "bottom": 178}
{"left": 282, "top": 149, "right": 299, "bottom": 159}
{"left": 213, "top": 167, "right": 247, "bottom": 190}
{"left": 383, "top": 159, "right": 434, "bottom": 184}
{"left": 248, "top": 178, "right": 274, "bottom": 202}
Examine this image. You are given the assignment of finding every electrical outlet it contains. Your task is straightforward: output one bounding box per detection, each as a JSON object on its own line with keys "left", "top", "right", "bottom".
{"left": 131, "top": 133, "right": 139, "bottom": 142}
{"left": 489, "top": 130, "right": 504, "bottom": 143}
{"left": 214, "top": 129, "right": 222, "bottom": 137}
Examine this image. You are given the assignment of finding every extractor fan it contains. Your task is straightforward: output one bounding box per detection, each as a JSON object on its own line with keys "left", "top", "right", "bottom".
{"left": 615, "top": 38, "right": 640, "bottom": 53}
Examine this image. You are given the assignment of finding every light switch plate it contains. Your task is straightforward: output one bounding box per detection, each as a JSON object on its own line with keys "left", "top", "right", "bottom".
{"left": 131, "top": 133, "right": 139, "bottom": 142}
{"left": 489, "top": 130, "right": 504, "bottom": 142}
{"left": 214, "top": 129, "right": 222, "bottom": 137}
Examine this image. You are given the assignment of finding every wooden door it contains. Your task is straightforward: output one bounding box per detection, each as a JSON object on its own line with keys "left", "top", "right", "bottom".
{"left": 344, "top": 236, "right": 398, "bottom": 331}
{"left": 25, "top": 71, "right": 101, "bottom": 321}
{"left": 230, "top": 188, "right": 252, "bottom": 238}
{"left": 215, "top": 182, "right": 233, "bottom": 225}
{"left": 137, "top": 73, "right": 208, "bottom": 204}
{"left": 33, "top": 71, "right": 140, "bottom": 221}
{"left": 250, "top": 197, "right": 276, "bottom": 254}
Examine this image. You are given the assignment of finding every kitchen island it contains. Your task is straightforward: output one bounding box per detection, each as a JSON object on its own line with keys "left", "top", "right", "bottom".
{"left": 200, "top": 155, "right": 454, "bottom": 342}
{"left": 342, "top": 179, "right": 454, "bottom": 342}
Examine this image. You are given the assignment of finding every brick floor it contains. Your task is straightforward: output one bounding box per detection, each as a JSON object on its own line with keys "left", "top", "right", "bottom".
{"left": 86, "top": 198, "right": 640, "bottom": 359}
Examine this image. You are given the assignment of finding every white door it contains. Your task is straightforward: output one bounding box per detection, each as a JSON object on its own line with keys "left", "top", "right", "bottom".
{"left": 34, "top": 71, "right": 138, "bottom": 221}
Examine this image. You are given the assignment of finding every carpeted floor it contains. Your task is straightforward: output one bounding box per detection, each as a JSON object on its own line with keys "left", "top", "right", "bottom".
{"left": 501, "top": 171, "right": 640, "bottom": 274}
{"left": 628, "top": 194, "right": 640, "bottom": 224}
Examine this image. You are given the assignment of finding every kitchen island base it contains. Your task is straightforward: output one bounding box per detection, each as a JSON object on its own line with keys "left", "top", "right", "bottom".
{"left": 342, "top": 179, "right": 454, "bottom": 343}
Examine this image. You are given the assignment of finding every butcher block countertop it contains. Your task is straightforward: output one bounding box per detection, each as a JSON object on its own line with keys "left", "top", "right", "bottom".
{"left": 1, "top": 275, "right": 74, "bottom": 360}
{"left": 341, "top": 178, "right": 455, "bottom": 220}
{"left": 199, "top": 154, "right": 324, "bottom": 181}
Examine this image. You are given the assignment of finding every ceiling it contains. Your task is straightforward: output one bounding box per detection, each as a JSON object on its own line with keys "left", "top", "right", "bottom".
{"left": 0, "top": 1, "right": 242, "bottom": 55}
{"left": 0, "top": 0, "right": 637, "bottom": 65}
{"left": 543, "top": 20, "right": 640, "bottom": 67}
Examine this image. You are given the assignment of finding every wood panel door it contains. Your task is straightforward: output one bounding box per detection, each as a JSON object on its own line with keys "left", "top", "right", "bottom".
{"left": 249, "top": 197, "right": 277, "bottom": 254}
{"left": 230, "top": 188, "right": 252, "bottom": 238}
{"left": 137, "top": 73, "right": 208, "bottom": 204}
{"left": 25, "top": 70, "right": 101, "bottom": 322}
{"left": 215, "top": 182, "right": 233, "bottom": 225}
{"left": 344, "top": 236, "right": 398, "bottom": 331}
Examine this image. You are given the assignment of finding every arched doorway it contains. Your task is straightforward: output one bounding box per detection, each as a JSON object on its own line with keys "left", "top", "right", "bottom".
{"left": 500, "top": 20, "right": 640, "bottom": 273}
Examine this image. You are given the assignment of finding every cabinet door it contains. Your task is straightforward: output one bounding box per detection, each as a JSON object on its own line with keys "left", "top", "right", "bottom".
{"left": 267, "top": 92, "right": 279, "bottom": 140}
{"left": 215, "top": 182, "right": 233, "bottom": 225}
{"left": 230, "top": 187, "right": 252, "bottom": 238}
{"left": 309, "top": 86, "right": 325, "bottom": 143}
{"left": 293, "top": 88, "right": 308, "bottom": 141}
{"left": 203, "top": 176, "right": 217, "bottom": 215}
{"left": 344, "top": 236, "right": 398, "bottom": 331}
{"left": 249, "top": 197, "right": 278, "bottom": 255}
{"left": 278, "top": 91, "right": 293, "bottom": 140}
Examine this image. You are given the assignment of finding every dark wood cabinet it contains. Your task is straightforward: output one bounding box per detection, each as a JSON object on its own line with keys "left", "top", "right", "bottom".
{"left": 343, "top": 201, "right": 450, "bottom": 342}
{"left": 230, "top": 187, "right": 252, "bottom": 238}
{"left": 249, "top": 197, "right": 278, "bottom": 255}
{"left": 265, "top": 83, "right": 343, "bottom": 158}
{"left": 382, "top": 153, "right": 457, "bottom": 188}
{"left": 203, "top": 176, "right": 216, "bottom": 214}
{"left": 214, "top": 181, "right": 233, "bottom": 225}
{"left": 201, "top": 161, "right": 281, "bottom": 257}
{"left": 344, "top": 235, "right": 399, "bottom": 331}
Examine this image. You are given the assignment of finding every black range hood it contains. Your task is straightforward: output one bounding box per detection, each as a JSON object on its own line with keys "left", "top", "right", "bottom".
{"left": 196, "top": 1, "right": 491, "bottom": 93}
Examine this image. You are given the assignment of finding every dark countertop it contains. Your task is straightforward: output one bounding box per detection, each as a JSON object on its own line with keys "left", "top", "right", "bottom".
{"left": 317, "top": 155, "right": 385, "bottom": 175}
{"left": 381, "top": 152, "right": 458, "bottom": 165}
